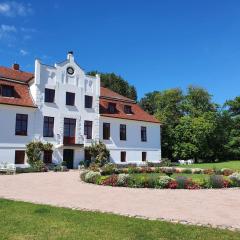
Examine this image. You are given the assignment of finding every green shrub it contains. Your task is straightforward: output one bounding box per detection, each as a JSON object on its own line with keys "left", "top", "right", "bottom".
{"left": 175, "top": 176, "right": 189, "bottom": 189}
{"left": 53, "top": 165, "right": 62, "bottom": 172}
{"left": 80, "top": 170, "right": 89, "bottom": 181}
{"left": 156, "top": 176, "right": 174, "bottom": 188}
{"left": 84, "top": 141, "right": 110, "bottom": 167}
{"left": 134, "top": 176, "right": 157, "bottom": 188}
{"left": 101, "top": 164, "right": 117, "bottom": 175}
{"left": 181, "top": 168, "right": 192, "bottom": 174}
{"left": 229, "top": 172, "right": 240, "bottom": 187}
{"left": 84, "top": 171, "right": 101, "bottom": 183}
{"left": 117, "top": 174, "right": 130, "bottom": 186}
{"left": 209, "top": 175, "right": 229, "bottom": 188}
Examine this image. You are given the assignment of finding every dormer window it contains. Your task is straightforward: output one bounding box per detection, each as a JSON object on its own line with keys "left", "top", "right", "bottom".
{"left": 0, "top": 85, "right": 14, "bottom": 97}
{"left": 108, "top": 102, "right": 116, "bottom": 113}
{"left": 124, "top": 105, "right": 132, "bottom": 114}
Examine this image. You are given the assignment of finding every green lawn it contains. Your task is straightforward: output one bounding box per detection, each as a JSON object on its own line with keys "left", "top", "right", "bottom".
{"left": 178, "top": 160, "right": 240, "bottom": 171}
{"left": 0, "top": 199, "right": 239, "bottom": 240}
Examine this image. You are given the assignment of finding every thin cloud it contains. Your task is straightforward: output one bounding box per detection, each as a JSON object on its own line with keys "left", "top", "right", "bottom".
{"left": 19, "top": 49, "right": 28, "bottom": 56}
{"left": 0, "top": 24, "right": 17, "bottom": 39}
{"left": 0, "top": 1, "right": 33, "bottom": 17}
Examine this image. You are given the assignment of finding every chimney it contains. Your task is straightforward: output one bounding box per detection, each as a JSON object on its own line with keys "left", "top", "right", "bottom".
{"left": 12, "top": 63, "right": 20, "bottom": 71}
{"left": 67, "top": 51, "right": 74, "bottom": 60}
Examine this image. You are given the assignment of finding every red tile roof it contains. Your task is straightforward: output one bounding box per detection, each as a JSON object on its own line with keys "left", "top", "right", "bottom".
{"left": 0, "top": 66, "right": 34, "bottom": 82}
{"left": 100, "top": 87, "right": 160, "bottom": 123}
{"left": 0, "top": 66, "right": 35, "bottom": 108}
{"left": 0, "top": 79, "right": 36, "bottom": 108}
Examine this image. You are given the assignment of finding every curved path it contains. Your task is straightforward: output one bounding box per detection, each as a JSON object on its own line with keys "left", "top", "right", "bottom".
{"left": 0, "top": 171, "right": 239, "bottom": 229}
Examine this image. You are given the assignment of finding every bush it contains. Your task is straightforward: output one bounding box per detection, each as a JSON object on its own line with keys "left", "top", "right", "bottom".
{"left": 134, "top": 176, "right": 157, "bottom": 188}
{"left": 84, "top": 171, "right": 101, "bottom": 183}
{"left": 220, "top": 168, "right": 234, "bottom": 176}
{"left": 191, "top": 168, "right": 203, "bottom": 174}
{"left": 209, "top": 175, "right": 229, "bottom": 188}
{"left": 161, "top": 167, "right": 175, "bottom": 176}
{"left": 16, "top": 167, "right": 38, "bottom": 174}
{"left": 181, "top": 168, "right": 192, "bottom": 174}
{"left": 26, "top": 141, "right": 53, "bottom": 167}
{"left": 203, "top": 169, "right": 214, "bottom": 175}
{"left": 117, "top": 174, "right": 130, "bottom": 186}
{"left": 229, "top": 172, "right": 240, "bottom": 187}
{"left": 175, "top": 176, "right": 189, "bottom": 189}
{"left": 157, "top": 176, "right": 174, "bottom": 188}
{"left": 101, "top": 163, "right": 117, "bottom": 175}
{"left": 80, "top": 170, "right": 89, "bottom": 181}
{"left": 84, "top": 141, "right": 110, "bottom": 167}
{"left": 102, "top": 175, "right": 118, "bottom": 186}
{"left": 167, "top": 180, "right": 178, "bottom": 189}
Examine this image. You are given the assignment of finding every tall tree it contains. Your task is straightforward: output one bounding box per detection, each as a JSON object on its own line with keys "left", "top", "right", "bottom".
{"left": 88, "top": 71, "right": 137, "bottom": 101}
{"left": 140, "top": 88, "right": 184, "bottom": 159}
{"left": 225, "top": 96, "right": 240, "bottom": 116}
{"left": 182, "top": 86, "right": 217, "bottom": 117}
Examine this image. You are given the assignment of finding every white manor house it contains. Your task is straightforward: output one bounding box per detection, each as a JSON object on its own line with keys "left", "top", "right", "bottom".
{"left": 0, "top": 52, "right": 161, "bottom": 168}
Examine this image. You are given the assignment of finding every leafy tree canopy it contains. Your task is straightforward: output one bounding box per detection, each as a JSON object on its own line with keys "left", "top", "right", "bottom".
{"left": 88, "top": 71, "right": 137, "bottom": 101}
{"left": 225, "top": 96, "right": 240, "bottom": 116}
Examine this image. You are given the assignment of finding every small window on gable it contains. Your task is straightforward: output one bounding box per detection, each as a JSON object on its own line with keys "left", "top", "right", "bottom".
{"left": 66, "top": 92, "right": 75, "bottom": 106}
{"left": 45, "top": 88, "right": 55, "bottom": 103}
{"left": 124, "top": 105, "right": 132, "bottom": 114}
{"left": 108, "top": 102, "right": 116, "bottom": 113}
{"left": 85, "top": 95, "right": 93, "bottom": 108}
{"left": 0, "top": 85, "right": 14, "bottom": 97}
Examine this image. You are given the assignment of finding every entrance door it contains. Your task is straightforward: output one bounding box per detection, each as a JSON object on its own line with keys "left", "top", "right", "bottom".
{"left": 63, "top": 149, "right": 74, "bottom": 169}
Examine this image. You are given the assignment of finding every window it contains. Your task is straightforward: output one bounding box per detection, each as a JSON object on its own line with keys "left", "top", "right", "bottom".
{"left": 64, "top": 118, "right": 76, "bottom": 137}
{"left": 45, "top": 88, "right": 55, "bottom": 103}
{"left": 121, "top": 151, "right": 126, "bottom": 162}
{"left": 108, "top": 102, "right": 116, "bottom": 113}
{"left": 43, "top": 116, "right": 54, "bottom": 137}
{"left": 15, "top": 114, "right": 28, "bottom": 136}
{"left": 142, "top": 152, "right": 147, "bottom": 162}
{"left": 124, "top": 105, "right": 132, "bottom": 114}
{"left": 141, "top": 126, "right": 147, "bottom": 142}
{"left": 85, "top": 95, "right": 93, "bottom": 108}
{"left": 0, "top": 85, "right": 14, "bottom": 97}
{"left": 84, "top": 120, "right": 93, "bottom": 139}
{"left": 103, "top": 123, "right": 110, "bottom": 140}
{"left": 15, "top": 150, "right": 25, "bottom": 164}
{"left": 66, "top": 92, "right": 75, "bottom": 106}
{"left": 120, "top": 124, "right": 126, "bottom": 140}
{"left": 43, "top": 150, "right": 52, "bottom": 164}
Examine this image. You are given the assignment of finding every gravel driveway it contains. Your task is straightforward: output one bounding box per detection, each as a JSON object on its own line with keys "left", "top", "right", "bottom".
{"left": 0, "top": 171, "right": 239, "bottom": 229}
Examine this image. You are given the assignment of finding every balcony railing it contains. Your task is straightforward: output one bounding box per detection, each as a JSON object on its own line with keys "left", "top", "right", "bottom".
{"left": 63, "top": 136, "right": 75, "bottom": 145}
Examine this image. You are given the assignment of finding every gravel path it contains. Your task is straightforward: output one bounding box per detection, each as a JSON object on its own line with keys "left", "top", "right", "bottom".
{"left": 0, "top": 171, "right": 239, "bottom": 229}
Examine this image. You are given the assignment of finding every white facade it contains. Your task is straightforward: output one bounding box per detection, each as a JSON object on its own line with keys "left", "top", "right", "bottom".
{"left": 0, "top": 53, "right": 161, "bottom": 168}
{"left": 100, "top": 117, "right": 161, "bottom": 164}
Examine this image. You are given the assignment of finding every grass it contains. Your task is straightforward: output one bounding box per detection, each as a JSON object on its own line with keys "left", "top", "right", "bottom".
{"left": 178, "top": 160, "right": 240, "bottom": 171}
{"left": 131, "top": 173, "right": 210, "bottom": 182}
{"left": 0, "top": 199, "right": 239, "bottom": 240}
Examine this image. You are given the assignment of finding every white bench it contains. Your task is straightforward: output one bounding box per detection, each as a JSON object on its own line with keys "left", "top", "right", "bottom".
{"left": 178, "top": 160, "right": 186, "bottom": 165}
{"left": 178, "top": 159, "right": 194, "bottom": 165}
{"left": 0, "top": 163, "right": 16, "bottom": 175}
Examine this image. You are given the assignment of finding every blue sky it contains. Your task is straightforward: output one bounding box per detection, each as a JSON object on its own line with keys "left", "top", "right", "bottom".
{"left": 0, "top": 0, "right": 240, "bottom": 103}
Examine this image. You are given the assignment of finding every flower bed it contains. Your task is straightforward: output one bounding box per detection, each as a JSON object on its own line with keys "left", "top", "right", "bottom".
{"left": 80, "top": 165, "right": 240, "bottom": 190}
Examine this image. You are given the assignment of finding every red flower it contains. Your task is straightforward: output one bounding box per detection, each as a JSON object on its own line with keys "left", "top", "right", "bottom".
{"left": 168, "top": 180, "right": 178, "bottom": 189}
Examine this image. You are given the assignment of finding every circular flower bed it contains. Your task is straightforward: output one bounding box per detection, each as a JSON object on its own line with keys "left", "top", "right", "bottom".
{"left": 80, "top": 165, "right": 240, "bottom": 189}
